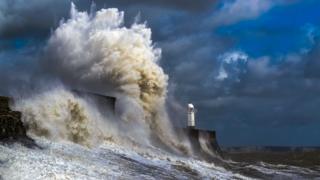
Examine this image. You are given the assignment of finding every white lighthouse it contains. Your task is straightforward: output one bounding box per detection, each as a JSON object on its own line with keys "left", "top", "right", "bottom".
{"left": 187, "top": 103, "right": 195, "bottom": 128}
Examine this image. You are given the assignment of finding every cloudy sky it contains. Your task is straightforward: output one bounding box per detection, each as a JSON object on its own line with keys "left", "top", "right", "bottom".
{"left": 1, "top": 0, "right": 320, "bottom": 146}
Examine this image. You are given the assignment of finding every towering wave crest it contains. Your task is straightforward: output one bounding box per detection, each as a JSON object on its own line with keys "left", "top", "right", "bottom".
{"left": 14, "top": 3, "right": 188, "bottom": 152}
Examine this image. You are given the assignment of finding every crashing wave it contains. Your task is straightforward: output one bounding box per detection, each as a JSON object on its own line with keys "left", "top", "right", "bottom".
{"left": 13, "top": 3, "right": 189, "bottom": 153}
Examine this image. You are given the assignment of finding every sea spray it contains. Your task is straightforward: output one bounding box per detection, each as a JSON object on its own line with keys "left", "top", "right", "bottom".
{"left": 14, "top": 88, "right": 107, "bottom": 147}
{"left": 14, "top": 3, "right": 189, "bottom": 152}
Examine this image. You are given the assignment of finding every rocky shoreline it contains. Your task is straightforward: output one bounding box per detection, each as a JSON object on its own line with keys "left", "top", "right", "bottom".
{"left": 0, "top": 96, "right": 37, "bottom": 147}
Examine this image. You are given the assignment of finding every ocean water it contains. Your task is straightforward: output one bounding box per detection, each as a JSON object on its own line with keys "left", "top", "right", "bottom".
{"left": 0, "top": 138, "right": 245, "bottom": 180}
{"left": 1, "top": 138, "right": 319, "bottom": 180}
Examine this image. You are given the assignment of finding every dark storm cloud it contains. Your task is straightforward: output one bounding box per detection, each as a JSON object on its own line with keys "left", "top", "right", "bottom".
{"left": 76, "top": 0, "right": 218, "bottom": 12}
{"left": 0, "top": 44, "right": 41, "bottom": 96}
{"left": 0, "top": 0, "right": 217, "bottom": 39}
{"left": 0, "top": 0, "right": 69, "bottom": 38}
{"left": 304, "top": 41, "right": 320, "bottom": 78}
